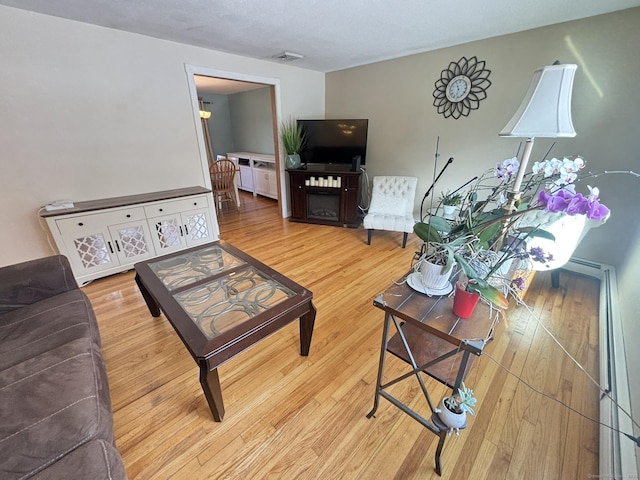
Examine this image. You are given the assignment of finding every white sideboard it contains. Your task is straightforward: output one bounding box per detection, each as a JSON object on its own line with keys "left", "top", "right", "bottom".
{"left": 226, "top": 152, "right": 277, "bottom": 199}
{"left": 40, "top": 187, "right": 219, "bottom": 285}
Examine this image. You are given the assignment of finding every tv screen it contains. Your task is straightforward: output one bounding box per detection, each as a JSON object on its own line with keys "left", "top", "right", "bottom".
{"left": 297, "top": 119, "right": 368, "bottom": 169}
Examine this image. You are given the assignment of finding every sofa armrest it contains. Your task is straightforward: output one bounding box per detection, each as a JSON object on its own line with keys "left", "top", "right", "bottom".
{"left": 0, "top": 255, "right": 78, "bottom": 314}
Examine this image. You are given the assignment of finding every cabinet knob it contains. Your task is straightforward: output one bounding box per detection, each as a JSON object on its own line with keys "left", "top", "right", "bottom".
{"left": 78, "top": 222, "right": 84, "bottom": 226}
{"left": 194, "top": 202, "right": 197, "bottom": 206}
{"left": 159, "top": 208, "right": 163, "bottom": 212}
{"left": 126, "top": 214, "right": 131, "bottom": 218}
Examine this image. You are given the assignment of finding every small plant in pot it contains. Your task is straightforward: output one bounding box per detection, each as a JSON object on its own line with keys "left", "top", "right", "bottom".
{"left": 439, "top": 190, "right": 463, "bottom": 219}
{"left": 280, "top": 119, "right": 307, "bottom": 169}
{"left": 436, "top": 382, "right": 477, "bottom": 434}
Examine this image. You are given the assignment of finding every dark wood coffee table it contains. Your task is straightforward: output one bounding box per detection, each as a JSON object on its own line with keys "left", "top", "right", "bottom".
{"left": 134, "top": 240, "right": 316, "bottom": 421}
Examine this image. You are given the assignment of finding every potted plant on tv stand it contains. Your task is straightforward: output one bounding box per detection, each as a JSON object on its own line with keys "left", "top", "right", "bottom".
{"left": 280, "top": 119, "right": 307, "bottom": 170}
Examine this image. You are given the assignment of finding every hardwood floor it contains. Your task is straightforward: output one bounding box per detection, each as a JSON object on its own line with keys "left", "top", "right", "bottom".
{"left": 84, "top": 192, "right": 599, "bottom": 479}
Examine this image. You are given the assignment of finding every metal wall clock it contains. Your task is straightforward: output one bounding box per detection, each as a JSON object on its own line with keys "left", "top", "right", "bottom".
{"left": 432, "top": 56, "right": 492, "bottom": 119}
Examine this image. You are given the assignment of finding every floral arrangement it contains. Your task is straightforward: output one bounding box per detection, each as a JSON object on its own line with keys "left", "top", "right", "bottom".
{"left": 413, "top": 155, "right": 610, "bottom": 307}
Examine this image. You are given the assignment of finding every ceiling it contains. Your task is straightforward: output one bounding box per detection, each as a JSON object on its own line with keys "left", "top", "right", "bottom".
{"left": 2, "top": 0, "right": 640, "bottom": 73}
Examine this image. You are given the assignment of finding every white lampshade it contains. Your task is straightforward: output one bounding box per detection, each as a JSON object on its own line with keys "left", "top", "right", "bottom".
{"left": 499, "top": 64, "right": 577, "bottom": 138}
{"left": 200, "top": 110, "right": 211, "bottom": 119}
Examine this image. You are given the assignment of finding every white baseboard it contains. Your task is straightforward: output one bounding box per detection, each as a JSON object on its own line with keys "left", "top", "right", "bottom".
{"left": 560, "top": 257, "right": 637, "bottom": 478}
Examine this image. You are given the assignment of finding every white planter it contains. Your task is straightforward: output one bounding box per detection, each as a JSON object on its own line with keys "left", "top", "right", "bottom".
{"left": 419, "top": 260, "right": 454, "bottom": 291}
{"left": 436, "top": 397, "right": 467, "bottom": 430}
{"left": 442, "top": 204, "right": 456, "bottom": 219}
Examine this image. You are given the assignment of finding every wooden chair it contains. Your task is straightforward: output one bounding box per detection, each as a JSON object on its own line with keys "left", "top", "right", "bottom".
{"left": 210, "top": 159, "right": 239, "bottom": 213}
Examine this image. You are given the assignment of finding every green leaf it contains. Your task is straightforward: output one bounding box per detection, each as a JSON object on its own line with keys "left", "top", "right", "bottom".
{"left": 476, "top": 222, "right": 502, "bottom": 248}
{"left": 427, "top": 216, "right": 452, "bottom": 233}
{"left": 515, "top": 227, "right": 556, "bottom": 241}
{"left": 413, "top": 222, "right": 443, "bottom": 243}
{"left": 466, "top": 281, "right": 509, "bottom": 309}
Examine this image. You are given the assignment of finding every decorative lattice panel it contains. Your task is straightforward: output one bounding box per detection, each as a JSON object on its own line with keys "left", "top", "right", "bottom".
{"left": 74, "top": 234, "right": 111, "bottom": 268}
{"left": 155, "top": 219, "right": 181, "bottom": 249}
{"left": 116, "top": 225, "right": 149, "bottom": 258}
{"left": 173, "top": 267, "right": 295, "bottom": 339}
{"left": 187, "top": 213, "right": 209, "bottom": 241}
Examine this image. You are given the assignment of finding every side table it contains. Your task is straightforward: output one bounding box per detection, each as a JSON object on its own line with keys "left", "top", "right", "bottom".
{"left": 367, "top": 274, "right": 499, "bottom": 476}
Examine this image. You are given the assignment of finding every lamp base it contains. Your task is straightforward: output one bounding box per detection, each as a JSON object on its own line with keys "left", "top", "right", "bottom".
{"left": 506, "top": 191, "right": 522, "bottom": 213}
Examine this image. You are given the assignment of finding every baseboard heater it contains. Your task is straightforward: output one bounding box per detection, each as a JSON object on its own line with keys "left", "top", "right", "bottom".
{"left": 561, "top": 257, "right": 637, "bottom": 478}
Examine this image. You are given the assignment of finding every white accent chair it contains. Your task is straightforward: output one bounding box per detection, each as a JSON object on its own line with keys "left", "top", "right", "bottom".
{"left": 363, "top": 176, "right": 418, "bottom": 248}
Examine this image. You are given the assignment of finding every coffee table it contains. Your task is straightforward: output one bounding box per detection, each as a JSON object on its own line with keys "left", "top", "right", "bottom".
{"left": 134, "top": 240, "right": 316, "bottom": 421}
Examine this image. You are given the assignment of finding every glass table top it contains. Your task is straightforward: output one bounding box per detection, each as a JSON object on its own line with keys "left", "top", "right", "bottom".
{"left": 149, "top": 244, "right": 245, "bottom": 291}
{"left": 172, "top": 266, "right": 296, "bottom": 339}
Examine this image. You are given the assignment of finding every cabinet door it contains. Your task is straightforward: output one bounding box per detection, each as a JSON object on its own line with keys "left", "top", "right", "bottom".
{"left": 341, "top": 174, "right": 361, "bottom": 226}
{"left": 254, "top": 168, "right": 277, "bottom": 199}
{"left": 182, "top": 208, "right": 214, "bottom": 246}
{"left": 148, "top": 214, "right": 187, "bottom": 254}
{"left": 288, "top": 172, "right": 306, "bottom": 219}
{"left": 60, "top": 226, "right": 119, "bottom": 276}
{"left": 108, "top": 220, "right": 155, "bottom": 265}
{"left": 238, "top": 163, "right": 254, "bottom": 192}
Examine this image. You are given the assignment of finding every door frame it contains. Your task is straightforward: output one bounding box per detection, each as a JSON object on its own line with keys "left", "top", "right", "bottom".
{"left": 184, "top": 64, "right": 286, "bottom": 218}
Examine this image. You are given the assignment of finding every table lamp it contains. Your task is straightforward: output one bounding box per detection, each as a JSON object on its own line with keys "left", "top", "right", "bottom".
{"left": 499, "top": 63, "right": 578, "bottom": 207}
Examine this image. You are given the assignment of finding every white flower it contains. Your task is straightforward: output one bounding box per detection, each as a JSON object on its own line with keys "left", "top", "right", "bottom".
{"left": 587, "top": 185, "right": 600, "bottom": 200}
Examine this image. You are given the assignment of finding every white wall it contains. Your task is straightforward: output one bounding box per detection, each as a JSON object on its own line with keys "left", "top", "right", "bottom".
{"left": 326, "top": 8, "right": 640, "bottom": 269}
{"left": 0, "top": 5, "right": 324, "bottom": 266}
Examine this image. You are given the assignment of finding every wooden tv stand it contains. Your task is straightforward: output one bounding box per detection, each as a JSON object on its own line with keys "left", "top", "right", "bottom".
{"left": 288, "top": 169, "right": 361, "bottom": 228}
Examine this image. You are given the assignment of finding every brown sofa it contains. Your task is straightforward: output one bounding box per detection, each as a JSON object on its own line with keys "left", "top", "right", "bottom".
{"left": 0, "top": 255, "right": 127, "bottom": 479}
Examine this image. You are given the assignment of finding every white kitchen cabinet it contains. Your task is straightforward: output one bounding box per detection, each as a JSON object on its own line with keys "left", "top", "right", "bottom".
{"left": 41, "top": 187, "right": 219, "bottom": 285}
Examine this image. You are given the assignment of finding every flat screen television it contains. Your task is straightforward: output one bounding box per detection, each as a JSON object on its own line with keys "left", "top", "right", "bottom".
{"left": 297, "top": 119, "right": 368, "bottom": 171}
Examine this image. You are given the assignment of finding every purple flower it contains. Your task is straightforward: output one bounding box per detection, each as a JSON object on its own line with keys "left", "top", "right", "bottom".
{"left": 586, "top": 200, "right": 610, "bottom": 221}
{"left": 528, "top": 247, "right": 553, "bottom": 265}
{"left": 545, "top": 191, "right": 571, "bottom": 213}
{"left": 512, "top": 277, "right": 526, "bottom": 291}
{"left": 566, "top": 193, "right": 589, "bottom": 215}
{"left": 537, "top": 190, "right": 551, "bottom": 207}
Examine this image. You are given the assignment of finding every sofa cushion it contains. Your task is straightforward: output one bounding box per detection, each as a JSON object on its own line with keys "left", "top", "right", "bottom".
{"left": 0, "top": 336, "right": 116, "bottom": 479}
{"left": 29, "top": 439, "right": 126, "bottom": 480}
{"left": 0, "top": 290, "right": 101, "bottom": 371}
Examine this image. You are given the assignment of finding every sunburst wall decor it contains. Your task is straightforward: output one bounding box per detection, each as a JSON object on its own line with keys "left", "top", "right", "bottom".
{"left": 432, "top": 56, "right": 492, "bottom": 119}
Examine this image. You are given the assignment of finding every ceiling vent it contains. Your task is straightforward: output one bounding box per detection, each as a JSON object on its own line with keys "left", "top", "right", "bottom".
{"left": 272, "top": 51, "right": 304, "bottom": 62}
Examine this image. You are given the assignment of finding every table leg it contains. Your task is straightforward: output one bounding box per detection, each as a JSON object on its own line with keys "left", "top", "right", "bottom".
{"left": 367, "top": 312, "right": 392, "bottom": 419}
{"left": 434, "top": 431, "right": 447, "bottom": 476}
{"left": 299, "top": 301, "right": 316, "bottom": 356}
{"left": 199, "top": 360, "right": 225, "bottom": 422}
{"left": 135, "top": 273, "right": 161, "bottom": 317}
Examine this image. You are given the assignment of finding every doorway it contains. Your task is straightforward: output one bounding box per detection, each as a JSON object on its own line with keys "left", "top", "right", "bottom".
{"left": 185, "top": 65, "right": 286, "bottom": 219}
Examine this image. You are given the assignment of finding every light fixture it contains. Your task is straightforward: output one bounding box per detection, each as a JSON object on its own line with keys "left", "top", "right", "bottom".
{"left": 200, "top": 110, "right": 211, "bottom": 119}
{"left": 500, "top": 63, "right": 578, "bottom": 199}
{"left": 272, "top": 51, "right": 304, "bottom": 62}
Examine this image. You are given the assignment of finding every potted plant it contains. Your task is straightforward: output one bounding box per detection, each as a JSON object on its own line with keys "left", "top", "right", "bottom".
{"left": 411, "top": 236, "right": 470, "bottom": 295}
{"left": 436, "top": 382, "right": 477, "bottom": 433}
{"left": 439, "top": 190, "right": 463, "bottom": 219}
{"left": 280, "top": 119, "right": 307, "bottom": 169}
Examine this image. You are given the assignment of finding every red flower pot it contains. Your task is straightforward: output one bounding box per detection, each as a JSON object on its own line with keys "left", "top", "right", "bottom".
{"left": 452, "top": 282, "right": 480, "bottom": 319}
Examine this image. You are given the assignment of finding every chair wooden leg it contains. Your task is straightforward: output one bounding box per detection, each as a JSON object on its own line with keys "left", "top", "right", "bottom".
{"left": 367, "top": 229, "right": 372, "bottom": 245}
{"left": 402, "top": 232, "right": 408, "bottom": 248}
